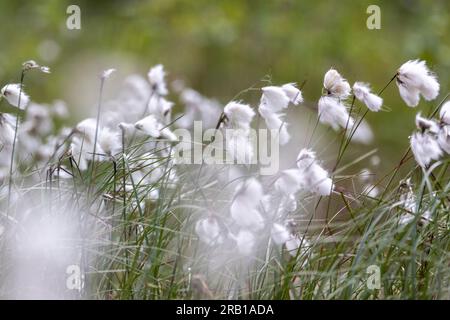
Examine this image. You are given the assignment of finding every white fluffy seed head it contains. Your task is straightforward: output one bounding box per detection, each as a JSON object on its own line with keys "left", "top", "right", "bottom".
{"left": 295, "top": 148, "right": 333, "bottom": 196}
{"left": 160, "top": 127, "right": 178, "bottom": 142}
{"left": 352, "top": 82, "right": 369, "bottom": 101}
{"left": 195, "top": 217, "right": 224, "bottom": 246}
{"left": 259, "top": 110, "right": 290, "bottom": 145}
{"left": 410, "top": 131, "right": 442, "bottom": 167}
{"left": 285, "top": 236, "right": 303, "bottom": 257}
{"left": 118, "top": 122, "right": 137, "bottom": 138}
{"left": 271, "top": 223, "right": 291, "bottom": 245}
{"left": 225, "top": 128, "right": 254, "bottom": 164}
{"left": 323, "top": 68, "right": 351, "bottom": 99}
{"left": 230, "top": 178, "right": 265, "bottom": 230}
{"left": 398, "top": 84, "right": 420, "bottom": 107}
{"left": 260, "top": 86, "right": 290, "bottom": 113}
{"left": 97, "top": 127, "right": 121, "bottom": 158}
{"left": 135, "top": 114, "right": 161, "bottom": 137}
{"left": 0, "top": 114, "right": 16, "bottom": 146}
{"left": 147, "top": 97, "right": 174, "bottom": 123}
{"left": 281, "top": 83, "right": 303, "bottom": 105}
{"left": 307, "top": 163, "right": 333, "bottom": 196}
{"left": 75, "top": 118, "right": 97, "bottom": 143}
{"left": 101, "top": 68, "right": 116, "bottom": 79}
{"left": 231, "top": 179, "right": 264, "bottom": 229}
{"left": 364, "top": 93, "right": 383, "bottom": 112}
{"left": 258, "top": 86, "right": 293, "bottom": 146}
{"left": 234, "top": 230, "right": 255, "bottom": 256}
{"left": 353, "top": 82, "right": 383, "bottom": 112}
{"left": 415, "top": 113, "right": 439, "bottom": 134}
{"left": 296, "top": 148, "right": 316, "bottom": 169}
{"left": 437, "top": 125, "right": 450, "bottom": 154}
{"left": 318, "top": 96, "right": 354, "bottom": 131}
{"left": 70, "top": 136, "right": 89, "bottom": 171}
{"left": 148, "top": 64, "right": 168, "bottom": 96}
{"left": 1, "top": 84, "right": 30, "bottom": 109}
{"left": 275, "top": 169, "right": 303, "bottom": 195}
{"left": 439, "top": 101, "right": 450, "bottom": 125}
{"left": 283, "top": 194, "right": 298, "bottom": 212}
{"left": 397, "top": 60, "right": 440, "bottom": 107}
{"left": 224, "top": 101, "right": 255, "bottom": 129}
{"left": 398, "top": 60, "right": 434, "bottom": 89}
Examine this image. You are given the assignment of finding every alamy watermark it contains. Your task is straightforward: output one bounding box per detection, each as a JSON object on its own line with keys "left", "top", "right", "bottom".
{"left": 366, "top": 5, "right": 381, "bottom": 30}
{"left": 366, "top": 265, "right": 381, "bottom": 290}
{"left": 66, "top": 264, "right": 84, "bottom": 291}
{"left": 66, "top": 5, "right": 81, "bottom": 30}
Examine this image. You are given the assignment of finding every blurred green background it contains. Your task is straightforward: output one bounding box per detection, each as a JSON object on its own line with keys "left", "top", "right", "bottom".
{"left": 0, "top": 0, "right": 449, "bottom": 168}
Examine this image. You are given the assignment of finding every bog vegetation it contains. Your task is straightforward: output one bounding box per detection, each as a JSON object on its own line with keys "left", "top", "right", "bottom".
{"left": 0, "top": 59, "right": 448, "bottom": 299}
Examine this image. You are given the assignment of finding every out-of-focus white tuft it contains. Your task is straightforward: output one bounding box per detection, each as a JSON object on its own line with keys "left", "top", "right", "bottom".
{"left": 148, "top": 64, "right": 168, "bottom": 96}
{"left": 271, "top": 223, "right": 291, "bottom": 245}
{"left": 363, "top": 184, "right": 379, "bottom": 198}
{"left": 285, "top": 236, "right": 309, "bottom": 258}
{"left": 147, "top": 97, "right": 174, "bottom": 124}
{"left": 195, "top": 217, "right": 224, "bottom": 246}
{"left": 176, "top": 88, "right": 222, "bottom": 129}
{"left": 0, "top": 114, "right": 16, "bottom": 147}
{"left": 347, "top": 119, "right": 374, "bottom": 145}
{"left": 51, "top": 100, "right": 69, "bottom": 119}
{"left": 230, "top": 178, "right": 265, "bottom": 231}
{"left": 101, "top": 68, "right": 116, "bottom": 79}
{"left": 120, "top": 74, "right": 151, "bottom": 103}
{"left": 97, "top": 127, "right": 121, "bottom": 160}
{"left": 233, "top": 230, "right": 255, "bottom": 256}
{"left": 274, "top": 169, "right": 304, "bottom": 195}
